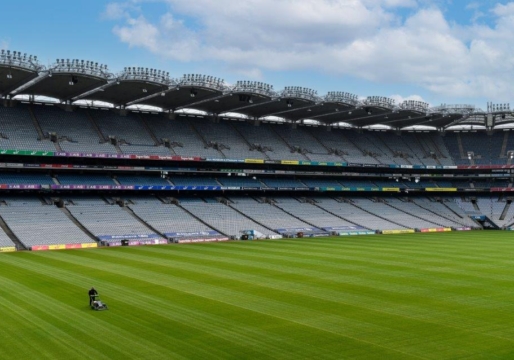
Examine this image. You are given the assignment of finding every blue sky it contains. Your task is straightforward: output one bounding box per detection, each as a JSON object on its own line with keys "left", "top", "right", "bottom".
{"left": 1, "top": 0, "right": 514, "bottom": 109}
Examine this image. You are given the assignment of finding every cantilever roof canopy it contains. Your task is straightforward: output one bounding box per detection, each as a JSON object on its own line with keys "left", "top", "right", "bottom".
{"left": 74, "top": 67, "right": 171, "bottom": 106}
{"left": 0, "top": 50, "right": 41, "bottom": 97}
{"left": 3, "top": 49, "right": 512, "bottom": 130}
{"left": 129, "top": 74, "right": 225, "bottom": 110}
{"left": 180, "top": 81, "right": 275, "bottom": 114}
{"left": 12, "top": 59, "right": 110, "bottom": 101}
{"left": 220, "top": 86, "right": 321, "bottom": 118}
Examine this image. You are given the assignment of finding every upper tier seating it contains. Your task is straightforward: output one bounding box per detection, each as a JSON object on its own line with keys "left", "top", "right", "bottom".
{"left": 32, "top": 105, "right": 118, "bottom": 154}
{"left": 232, "top": 122, "right": 308, "bottom": 161}
{"left": 89, "top": 109, "right": 171, "bottom": 155}
{"left": 4, "top": 103, "right": 514, "bottom": 166}
{"left": 0, "top": 105, "right": 56, "bottom": 151}
{"left": 144, "top": 115, "right": 225, "bottom": 158}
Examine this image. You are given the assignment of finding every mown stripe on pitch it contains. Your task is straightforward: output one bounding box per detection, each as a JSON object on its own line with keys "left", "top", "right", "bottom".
{"left": 27, "top": 249, "right": 514, "bottom": 358}
{"left": 0, "top": 257, "right": 197, "bottom": 360}
{"left": 26, "top": 251, "right": 371, "bottom": 359}
{"left": 83, "top": 245, "right": 514, "bottom": 346}
{"left": 0, "top": 253, "right": 328, "bottom": 360}
{"left": 30, "top": 250, "right": 425, "bottom": 360}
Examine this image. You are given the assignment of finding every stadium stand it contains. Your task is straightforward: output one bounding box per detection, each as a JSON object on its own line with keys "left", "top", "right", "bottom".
{"left": 0, "top": 199, "right": 94, "bottom": 248}
{"left": 180, "top": 198, "right": 278, "bottom": 237}
{"left": 127, "top": 196, "right": 223, "bottom": 240}
{"left": 115, "top": 174, "right": 171, "bottom": 186}
{"left": 0, "top": 172, "right": 54, "bottom": 184}
{"left": 66, "top": 198, "right": 161, "bottom": 241}
{"left": 0, "top": 105, "right": 56, "bottom": 151}
{"left": 32, "top": 105, "right": 118, "bottom": 154}
{"left": 229, "top": 197, "right": 323, "bottom": 234}
{"left": 55, "top": 173, "right": 115, "bottom": 185}
{"left": 4, "top": 101, "right": 514, "bottom": 247}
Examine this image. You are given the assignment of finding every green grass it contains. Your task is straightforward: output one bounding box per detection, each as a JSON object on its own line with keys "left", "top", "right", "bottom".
{"left": 1, "top": 231, "right": 514, "bottom": 359}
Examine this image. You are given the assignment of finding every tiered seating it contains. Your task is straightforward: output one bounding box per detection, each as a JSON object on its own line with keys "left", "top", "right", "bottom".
{"left": 128, "top": 197, "right": 217, "bottom": 237}
{"left": 229, "top": 197, "right": 317, "bottom": 232}
{"left": 398, "top": 133, "right": 439, "bottom": 166}
{"left": 313, "top": 197, "right": 395, "bottom": 230}
{"left": 273, "top": 126, "right": 343, "bottom": 162}
{"left": 309, "top": 128, "right": 380, "bottom": 164}
{"left": 350, "top": 132, "right": 396, "bottom": 164}
{"left": 67, "top": 199, "right": 158, "bottom": 240}
{"left": 272, "top": 198, "right": 357, "bottom": 229}
{"left": 301, "top": 179, "right": 343, "bottom": 187}
{"left": 169, "top": 176, "right": 220, "bottom": 186}
{"left": 32, "top": 105, "right": 118, "bottom": 154}
{"left": 356, "top": 198, "right": 441, "bottom": 229}
{"left": 339, "top": 180, "right": 377, "bottom": 187}
{"left": 2, "top": 196, "right": 44, "bottom": 206}
{"left": 116, "top": 175, "right": 170, "bottom": 186}
{"left": 144, "top": 116, "right": 224, "bottom": 158}
{"left": 386, "top": 198, "right": 456, "bottom": 228}
{"left": 181, "top": 199, "right": 277, "bottom": 237}
{"left": 475, "top": 196, "right": 507, "bottom": 226}
{"left": 216, "top": 176, "right": 263, "bottom": 187}
{"left": 0, "top": 201, "right": 93, "bottom": 247}
{"left": 89, "top": 109, "right": 170, "bottom": 155}
{"left": 0, "top": 105, "right": 55, "bottom": 151}
{"left": 0, "top": 228, "right": 14, "bottom": 247}
{"left": 260, "top": 178, "right": 307, "bottom": 187}
{"left": 56, "top": 174, "right": 115, "bottom": 185}
{"left": 0, "top": 172, "right": 54, "bottom": 184}
{"left": 442, "top": 132, "right": 466, "bottom": 165}
{"left": 189, "top": 119, "right": 258, "bottom": 159}
{"left": 375, "top": 132, "right": 415, "bottom": 165}
{"left": 412, "top": 197, "right": 477, "bottom": 228}
{"left": 232, "top": 122, "right": 306, "bottom": 160}
{"left": 455, "top": 198, "right": 481, "bottom": 214}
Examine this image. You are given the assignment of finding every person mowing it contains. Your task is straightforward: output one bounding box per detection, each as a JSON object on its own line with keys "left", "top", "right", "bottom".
{"left": 88, "top": 287, "right": 98, "bottom": 306}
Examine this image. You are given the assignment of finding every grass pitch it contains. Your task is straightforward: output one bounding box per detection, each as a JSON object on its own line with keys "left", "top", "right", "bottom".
{"left": 1, "top": 231, "right": 514, "bottom": 359}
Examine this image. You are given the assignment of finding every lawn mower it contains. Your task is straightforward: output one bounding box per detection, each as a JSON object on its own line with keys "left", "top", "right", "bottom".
{"left": 90, "top": 294, "right": 108, "bottom": 311}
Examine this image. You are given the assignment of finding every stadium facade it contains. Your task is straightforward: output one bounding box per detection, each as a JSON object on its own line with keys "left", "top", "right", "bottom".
{"left": 0, "top": 49, "right": 513, "bottom": 251}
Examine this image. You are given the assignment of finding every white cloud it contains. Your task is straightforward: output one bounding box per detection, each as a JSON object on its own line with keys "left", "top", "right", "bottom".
{"left": 105, "top": 0, "right": 514, "bottom": 101}
{"left": 389, "top": 94, "right": 427, "bottom": 105}
{"left": 0, "top": 39, "right": 8, "bottom": 49}
{"left": 102, "top": 2, "right": 140, "bottom": 20}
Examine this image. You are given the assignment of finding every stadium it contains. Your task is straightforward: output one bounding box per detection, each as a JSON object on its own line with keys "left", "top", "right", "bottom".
{"left": 1, "top": 48, "right": 514, "bottom": 359}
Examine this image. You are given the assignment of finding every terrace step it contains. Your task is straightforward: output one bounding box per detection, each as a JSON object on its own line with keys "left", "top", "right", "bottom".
{"left": 122, "top": 205, "right": 167, "bottom": 239}
{"left": 226, "top": 202, "right": 277, "bottom": 234}
{"left": 175, "top": 202, "right": 228, "bottom": 237}
{"left": 0, "top": 214, "right": 26, "bottom": 250}
{"left": 410, "top": 199, "right": 469, "bottom": 227}
{"left": 312, "top": 201, "right": 370, "bottom": 230}
{"left": 59, "top": 206, "right": 98, "bottom": 243}
{"left": 500, "top": 200, "right": 511, "bottom": 221}
{"left": 272, "top": 202, "right": 319, "bottom": 229}
{"left": 85, "top": 109, "right": 107, "bottom": 143}
{"left": 138, "top": 113, "right": 161, "bottom": 146}
{"left": 28, "top": 105, "right": 46, "bottom": 141}
{"left": 384, "top": 200, "right": 443, "bottom": 227}
{"left": 349, "top": 201, "right": 407, "bottom": 229}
